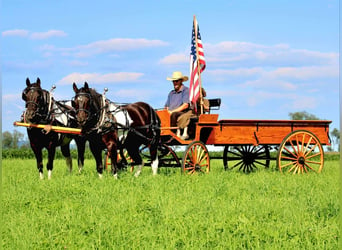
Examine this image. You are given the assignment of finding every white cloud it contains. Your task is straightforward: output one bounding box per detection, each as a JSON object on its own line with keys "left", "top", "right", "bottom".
{"left": 207, "top": 67, "right": 264, "bottom": 77}
{"left": 162, "top": 41, "right": 338, "bottom": 69}
{"left": 30, "top": 30, "right": 67, "bottom": 40}
{"left": 1, "top": 29, "right": 67, "bottom": 39}
{"left": 159, "top": 53, "right": 187, "bottom": 64}
{"left": 270, "top": 65, "right": 338, "bottom": 79}
{"left": 57, "top": 72, "right": 144, "bottom": 85}
{"left": 40, "top": 38, "right": 169, "bottom": 58}
{"left": 206, "top": 41, "right": 267, "bottom": 54}
{"left": 2, "top": 29, "right": 29, "bottom": 37}
{"left": 2, "top": 94, "right": 20, "bottom": 101}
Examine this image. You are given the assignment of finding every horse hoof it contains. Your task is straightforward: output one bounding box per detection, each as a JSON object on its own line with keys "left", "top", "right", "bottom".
{"left": 98, "top": 174, "right": 103, "bottom": 179}
{"left": 39, "top": 173, "right": 44, "bottom": 180}
{"left": 113, "top": 173, "right": 118, "bottom": 179}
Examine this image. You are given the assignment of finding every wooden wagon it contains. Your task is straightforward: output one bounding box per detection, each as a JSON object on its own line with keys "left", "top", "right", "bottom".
{"left": 137, "top": 98, "right": 331, "bottom": 175}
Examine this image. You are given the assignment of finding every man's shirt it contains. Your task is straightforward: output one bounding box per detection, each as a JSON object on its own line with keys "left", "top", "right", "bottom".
{"left": 165, "top": 85, "right": 190, "bottom": 111}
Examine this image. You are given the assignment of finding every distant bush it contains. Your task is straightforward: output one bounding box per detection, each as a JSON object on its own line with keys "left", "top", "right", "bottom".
{"left": 2, "top": 148, "right": 94, "bottom": 159}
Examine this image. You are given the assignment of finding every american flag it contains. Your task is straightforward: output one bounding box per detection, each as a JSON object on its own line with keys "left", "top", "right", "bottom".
{"left": 189, "top": 16, "right": 206, "bottom": 110}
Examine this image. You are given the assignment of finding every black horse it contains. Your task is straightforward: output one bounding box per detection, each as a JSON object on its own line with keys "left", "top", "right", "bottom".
{"left": 22, "top": 77, "right": 86, "bottom": 179}
{"left": 72, "top": 82, "right": 160, "bottom": 178}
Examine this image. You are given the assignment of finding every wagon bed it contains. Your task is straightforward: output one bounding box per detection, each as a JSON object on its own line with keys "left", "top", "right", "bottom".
{"left": 156, "top": 110, "right": 331, "bottom": 175}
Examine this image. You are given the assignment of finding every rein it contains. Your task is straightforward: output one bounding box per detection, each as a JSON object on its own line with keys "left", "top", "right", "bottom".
{"left": 23, "top": 87, "right": 51, "bottom": 123}
{"left": 74, "top": 88, "right": 160, "bottom": 145}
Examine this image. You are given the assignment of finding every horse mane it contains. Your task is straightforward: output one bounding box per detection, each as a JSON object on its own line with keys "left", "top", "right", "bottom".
{"left": 89, "top": 88, "right": 103, "bottom": 110}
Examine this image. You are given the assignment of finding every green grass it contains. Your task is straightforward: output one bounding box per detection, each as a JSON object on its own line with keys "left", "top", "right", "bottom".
{"left": 2, "top": 157, "right": 340, "bottom": 249}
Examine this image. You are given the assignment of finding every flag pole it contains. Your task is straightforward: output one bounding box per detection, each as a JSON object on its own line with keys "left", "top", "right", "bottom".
{"left": 193, "top": 15, "right": 204, "bottom": 114}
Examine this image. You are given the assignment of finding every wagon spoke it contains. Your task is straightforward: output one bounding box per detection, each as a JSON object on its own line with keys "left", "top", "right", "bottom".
{"left": 303, "top": 136, "right": 313, "bottom": 154}
{"left": 304, "top": 163, "right": 317, "bottom": 172}
{"left": 280, "top": 155, "right": 298, "bottom": 161}
{"left": 228, "top": 150, "right": 243, "bottom": 157}
{"left": 288, "top": 163, "right": 299, "bottom": 174}
{"left": 223, "top": 145, "right": 270, "bottom": 173}
{"left": 304, "top": 144, "right": 318, "bottom": 157}
{"left": 182, "top": 141, "right": 210, "bottom": 175}
{"left": 277, "top": 130, "right": 324, "bottom": 174}
{"left": 305, "top": 160, "right": 321, "bottom": 165}
{"left": 254, "top": 160, "right": 268, "bottom": 167}
{"left": 281, "top": 161, "right": 296, "bottom": 169}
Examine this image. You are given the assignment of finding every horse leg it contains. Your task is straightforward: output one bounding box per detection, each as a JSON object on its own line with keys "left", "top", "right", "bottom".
{"left": 75, "top": 137, "right": 86, "bottom": 173}
{"left": 46, "top": 146, "right": 57, "bottom": 180}
{"left": 108, "top": 145, "right": 118, "bottom": 179}
{"left": 89, "top": 141, "right": 104, "bottom": 178}
{"left": 150, "top": 144, "right": 159, "bottom": 175}
{"left": 126, "top": 144, "right": 143, "bottom": 177}
{"left": 61, "top": 144, "right": 72, "bottom": 174}
{"left": 32, "top": 148, "right": 44, "bottom": 179}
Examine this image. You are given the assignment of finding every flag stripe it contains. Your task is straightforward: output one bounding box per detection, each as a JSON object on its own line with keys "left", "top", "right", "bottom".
{"left": 189, "top": 17, "right": 206, "bottom": 110}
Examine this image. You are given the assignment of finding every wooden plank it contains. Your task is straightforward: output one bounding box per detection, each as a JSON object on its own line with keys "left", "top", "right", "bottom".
{"left": 13, "top": 122, "right": 82, "bottom": 135}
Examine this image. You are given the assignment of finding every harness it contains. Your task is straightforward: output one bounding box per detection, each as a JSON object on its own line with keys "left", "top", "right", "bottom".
{"left": 23, "top": 85, "right": 76, "bottom": 144}
{"left": 74, "top": 89, "right": 160, "bottom": 145}
{"left": 22, "top": 87, "right": 51, "bottom": 123}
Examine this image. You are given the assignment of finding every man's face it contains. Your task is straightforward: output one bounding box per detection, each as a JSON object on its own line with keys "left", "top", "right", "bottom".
{"left": 173, "top": 79, "right": 182, "bottom": 92}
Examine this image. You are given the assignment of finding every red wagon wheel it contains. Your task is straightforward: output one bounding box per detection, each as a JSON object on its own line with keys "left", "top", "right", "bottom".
{"left": 223, "top": 145, "right": 270, "bottom": 173}
{"left": 182, "top": 141, "right": 210, "bottom": 175}
{"left": 277, "top": 130, "right": 324, "bottom": 174}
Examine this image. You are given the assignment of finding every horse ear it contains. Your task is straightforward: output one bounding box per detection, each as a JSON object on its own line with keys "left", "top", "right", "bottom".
{"left": 84, "top": 82, "right": 89, "bottom": 90}
{"left": 26, "top": 78, "right": 30, "bottom": 86}
{"left": 73, "top": 83, "right": 79, "bottom": 93}
{"left": 36, "top": 78, "right": 41, "bottom": 87}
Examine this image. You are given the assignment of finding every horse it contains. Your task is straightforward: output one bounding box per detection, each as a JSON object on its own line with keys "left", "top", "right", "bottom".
{"left": 22, "top": 77, "right": 86, "bottom": 179}
{"left": 72, "top": 82, "right": 161, "bottom": 178}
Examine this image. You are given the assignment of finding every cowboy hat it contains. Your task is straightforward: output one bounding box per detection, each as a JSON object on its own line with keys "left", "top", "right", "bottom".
{"left": 166, "top": 71, "right": 189, "bottom": 82}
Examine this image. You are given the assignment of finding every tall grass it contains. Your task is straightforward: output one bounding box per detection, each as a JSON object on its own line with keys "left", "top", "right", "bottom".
{"left": 2, "top": 158, "right": 339, "bottom": 249}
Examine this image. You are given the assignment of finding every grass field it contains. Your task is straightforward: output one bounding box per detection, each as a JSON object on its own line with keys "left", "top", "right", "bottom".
{"left": 2, "top": 156, "right": 340, "bottom": 249}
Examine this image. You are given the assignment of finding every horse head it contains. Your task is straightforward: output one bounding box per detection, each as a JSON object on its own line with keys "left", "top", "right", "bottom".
{"left": 72, "top": 82, "right": 100, "bottom": 127}
{"left": 22, "top": 77, "right": 48, "bottom": 123}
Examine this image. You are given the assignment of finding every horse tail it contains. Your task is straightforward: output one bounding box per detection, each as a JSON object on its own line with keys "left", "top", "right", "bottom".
{"left": 148, "top": 104, "right": 161, "bottom": 146}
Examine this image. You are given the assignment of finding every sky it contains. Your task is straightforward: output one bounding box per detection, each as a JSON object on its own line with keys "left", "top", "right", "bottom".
{"left": 1, "top": 0, "right": 340, "bottom": 138}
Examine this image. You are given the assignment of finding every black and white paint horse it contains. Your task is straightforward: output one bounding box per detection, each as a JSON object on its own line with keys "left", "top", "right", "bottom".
{"left": 22, "top": 77, "right": 86, "bottom": 179}
{"left": 72, "top": 82, "right": 160, "bottom": 178}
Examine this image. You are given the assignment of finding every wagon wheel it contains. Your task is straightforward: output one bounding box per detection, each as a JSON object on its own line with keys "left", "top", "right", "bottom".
{"left": 140, "top": 144, "right": 181, "bottom": 168}
{"left": 182, "top": 141, "right": 210, "bottom": 175}
{"left": 223, "top": 145, "right": 270, "bottom": 173}
{"left": 158, "top": 144, "right": 181, "bottom": 168}
{"left": 277, "top": 130, "right": 324, "bottom": 174}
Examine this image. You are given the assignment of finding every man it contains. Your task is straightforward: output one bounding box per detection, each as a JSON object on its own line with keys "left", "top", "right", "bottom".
{"left": 165, "top": 71, "right": 192, "bottom": 139}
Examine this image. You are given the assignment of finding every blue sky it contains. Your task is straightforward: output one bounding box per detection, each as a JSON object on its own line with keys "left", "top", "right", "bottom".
{"left": 1, "top": 0, "right": 340, "bottom": 136}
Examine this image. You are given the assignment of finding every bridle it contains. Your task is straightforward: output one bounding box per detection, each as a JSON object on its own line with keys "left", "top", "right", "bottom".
{"left": 73, "top": 91, "right": 101, "bottom": 126}
{"left": 22, "top": 86, "right": 50, "bottom": 122}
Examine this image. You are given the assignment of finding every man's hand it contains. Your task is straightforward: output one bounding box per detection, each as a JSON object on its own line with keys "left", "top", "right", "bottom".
{"left": 43, "top": 125, "right": 52, "bottom": 134}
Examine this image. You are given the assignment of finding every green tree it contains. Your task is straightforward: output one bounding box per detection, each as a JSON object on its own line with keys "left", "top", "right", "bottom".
{"left": 330, "top": 128, "right": 340, "bottom": 152}
{"left": 2, "top": 130, "right": 25, "bottom": 149}
{"left": 12, "top": 130, "right": 24, "bottom": 149}
{"left": 288, "top": 111, "right": 319, "bottom": 120}
{"left": 2, "top": 131, "right": 13, "bottom": 149}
